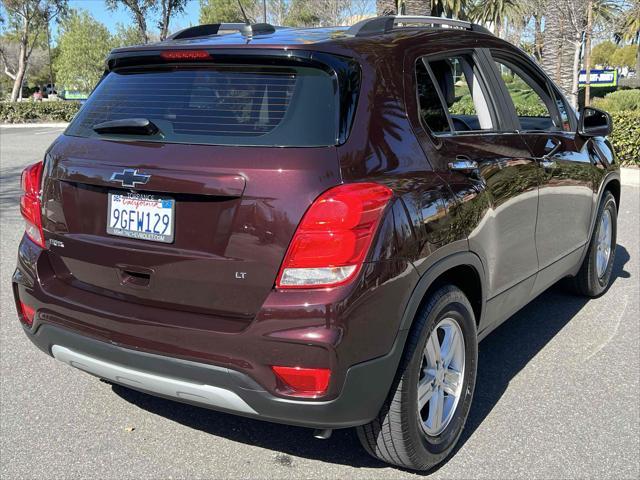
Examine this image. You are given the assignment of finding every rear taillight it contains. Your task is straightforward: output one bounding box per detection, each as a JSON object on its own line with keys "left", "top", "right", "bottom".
{"left": 271, "top": 366, "right": 331, "bottom": 398}
{"left": 20, "top": 161, "right": 45, "bottom": 248}
{"left": 276, "top": 183, "right": 393, "bottom": 289}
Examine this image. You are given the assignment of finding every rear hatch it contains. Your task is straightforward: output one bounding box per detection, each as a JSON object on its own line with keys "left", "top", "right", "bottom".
{"left": 41, "top": 51, "right": 356, "bottom": 332}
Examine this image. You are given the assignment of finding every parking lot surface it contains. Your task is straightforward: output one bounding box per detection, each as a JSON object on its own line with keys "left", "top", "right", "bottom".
{"left": 1, "top": 126, "right": 638, "bottom": 479}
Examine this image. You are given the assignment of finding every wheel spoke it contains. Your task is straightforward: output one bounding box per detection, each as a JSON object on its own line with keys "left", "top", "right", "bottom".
{"left": 424, "top": 332, "right": 441, "bottom": 365}
{"left": 441, "top": 327, "right": 459, "bottom": 368}
{"left": 418, "top": 377, "right": 436, "bottom": 410}
{"left": 427, "top": 388, "right": 444, "bottom": 432}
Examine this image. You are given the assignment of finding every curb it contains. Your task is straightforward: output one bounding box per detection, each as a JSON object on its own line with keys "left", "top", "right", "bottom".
{"left": 0, "top": 123, "right": 69, "bottom": 129}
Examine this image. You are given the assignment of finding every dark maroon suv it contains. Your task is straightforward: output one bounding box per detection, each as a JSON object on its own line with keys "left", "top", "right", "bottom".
{"left": 14, "top": 16, "right": 620, "bottom": 470}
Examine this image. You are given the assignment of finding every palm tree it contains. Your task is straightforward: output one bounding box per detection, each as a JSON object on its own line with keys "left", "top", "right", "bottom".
{"left": 376, "top": 0, "right": 470, "bottom": 18}
{"left": 615, "top": 0, "right": 640, "bottom": 74}
{"left": 468, "top": 0, "right": 520, "bottom": 37}
{"left": 541, "top": 1, "right": 578, "bottom": 103}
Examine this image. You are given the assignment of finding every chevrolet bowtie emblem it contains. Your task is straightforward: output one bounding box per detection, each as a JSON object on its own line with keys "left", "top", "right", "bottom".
{"left": 110, "top": 169, "right": 151, "bottom": 188}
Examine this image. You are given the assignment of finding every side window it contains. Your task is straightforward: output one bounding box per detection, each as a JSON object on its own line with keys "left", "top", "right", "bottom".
{"left": 493, "top": 58, "right": 569, "bottom": 132}
{"left": 415, "top": 54, "right": 494, "bottom": 134}
{"left": 416, "top": 59, "right": 451, "bottom": 133}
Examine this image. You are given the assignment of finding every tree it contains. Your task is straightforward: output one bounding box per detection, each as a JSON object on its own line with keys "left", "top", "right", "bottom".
{"left": 0, "top": 36, "right": 48, "bottom": 94}
{"left": 469, "top": 0, "right": 520, "bottom": 37}
{"left": 1, "top": 0, "right": 67, "bottom": 101}
{"left": 591, "top": 40, "right": 618, "bottom": 66}
{"left": 199, "top": 0, "right": 259, "bottom": 23}
{"left": 284, "top": 0, "right": 321, "bottom": 25}
{"left": 541, "top": 0, "right": 583, "bottom": 105}
{"left": 106, "top": 0, "right": 156, "bottom": 44}
{"left": 583, "top": 0, "right": 621, "bottom": 103}
{"left": 376, "top": 0, "right": 397, "bottom": 15}
{"left": 376, "top": 0, "right": 470, "bottom": 18}
{"left": 54, "top": 10, "right": 112, "bottom": 92}
{"left": 159, "top": 0, "right": 187, "bottom": 40}
{"left": 522, "top": 0, "right": 546, "bottom": 60}
{"left": 615, "top": 0, "right": 640, "bottom": 73}
{"left": 113, "top": 22, "right": 146, "bottom": 46}
{"left": 612, "top": 44, "right": 638, "bottom": 68}
{"left": 541, "top": 0, "right": 618, "bottom": 107}
{"left": 267, "top": 0, "right": 290, "bottom": 25}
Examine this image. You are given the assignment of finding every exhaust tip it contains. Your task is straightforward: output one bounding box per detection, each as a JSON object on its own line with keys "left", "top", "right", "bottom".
{"left": 313, "top": 428, "right": 333, "bottom": 440}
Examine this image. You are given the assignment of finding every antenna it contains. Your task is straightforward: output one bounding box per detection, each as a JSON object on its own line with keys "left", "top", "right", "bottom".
{"left": 237, "top": 0, "right": 250, "bottom": 25}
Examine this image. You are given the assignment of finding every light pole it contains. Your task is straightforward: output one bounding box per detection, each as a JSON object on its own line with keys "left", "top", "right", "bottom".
{"left": 263, "top": 0, "right": 267, "bottom": 23}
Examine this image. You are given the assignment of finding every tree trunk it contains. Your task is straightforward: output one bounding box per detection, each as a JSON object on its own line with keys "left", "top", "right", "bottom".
{"left": 541, "top": 3, "right": 578, "bottom": 104}
{"left": 583, "top": 0, "right": 593, "bottom": 106}
{"left": 534, "top": 14, "right": 543, "bottom": 60}
{"left": 10, "top": 34, "right": 28, "bottom": 102}
{"left": 160, "top": 3, "right": 171, "bottom": 41}
{"left": 46, "top": 20, "right": 54, "bottom": 88}
{"left": 135, "top": 11, "right": 149, "bottom": 43}
{"left": 404, "top": 0, "right": 429, "bottom": 15}
{"left": 376, "top": 0, "right": 397, "bottom": 15}
{"left": 570, "top": 36, "right": 582, "bottom": 108}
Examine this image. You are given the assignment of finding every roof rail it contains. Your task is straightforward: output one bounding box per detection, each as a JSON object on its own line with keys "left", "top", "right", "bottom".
{"left": 168, "top": 22, "right": 276, "bottom": 40}
{"left": 346, "top": 15, "right": 492, "bottom": 37}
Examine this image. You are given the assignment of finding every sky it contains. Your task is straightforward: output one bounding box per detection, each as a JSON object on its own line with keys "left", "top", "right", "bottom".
{"left": 66, "top": 0, "right": 201, "bottom": 35}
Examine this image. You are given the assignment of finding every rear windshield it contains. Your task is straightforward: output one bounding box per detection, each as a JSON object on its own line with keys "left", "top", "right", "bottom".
{"left": 66, "top": 65, "right": 339, "bottom": 147}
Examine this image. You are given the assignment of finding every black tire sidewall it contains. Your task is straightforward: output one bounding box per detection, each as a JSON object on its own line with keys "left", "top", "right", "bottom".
{"left": 402, "top": 289, "right": 478, "bottom": 460}
{"left": 589, "top": 193, "right": 617, "bottom": 294}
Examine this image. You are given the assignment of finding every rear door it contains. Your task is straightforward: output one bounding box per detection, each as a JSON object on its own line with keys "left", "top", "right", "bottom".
{"left": 488, "top": 50, "right": 597, "bottom": 269}
{"left": 404, "top": 47, "right": 540, "bottom": 300}
{"left": 42, "top": 59, "right": 343, "bottom": 330}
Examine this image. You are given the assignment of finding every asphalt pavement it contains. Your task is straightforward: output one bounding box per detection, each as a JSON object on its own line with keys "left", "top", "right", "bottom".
{"left": 1, "top": 126, "right": 639, "bottom": 479}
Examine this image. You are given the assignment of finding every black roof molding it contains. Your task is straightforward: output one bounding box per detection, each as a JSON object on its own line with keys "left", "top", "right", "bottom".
{"left": 347, "top": 15, "right": 493, "bottom": 37}
{"left": 168, "top": 22, "right": 277, "bottom": 40}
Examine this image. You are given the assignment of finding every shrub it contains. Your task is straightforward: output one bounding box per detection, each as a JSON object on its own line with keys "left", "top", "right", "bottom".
{"left": 0, "top": 101, "right": 81, "bottom": 123}
{"left": 609, "top": 111, "right": 640, "bottom": 166}
{"left": 592, "top": 89, "right": 640, "bottom": 112}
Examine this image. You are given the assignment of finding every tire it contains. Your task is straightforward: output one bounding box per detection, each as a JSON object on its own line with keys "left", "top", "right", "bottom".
{"left": 356, "top": 285, "right": 478, "bottom": 471}
{"left": 570, "top": 191, "right": 617, "bottom": 297}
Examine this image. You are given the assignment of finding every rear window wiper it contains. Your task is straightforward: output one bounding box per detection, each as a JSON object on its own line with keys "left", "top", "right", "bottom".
{"left": 92, "top": 118, "right": 160, "bottom": 136}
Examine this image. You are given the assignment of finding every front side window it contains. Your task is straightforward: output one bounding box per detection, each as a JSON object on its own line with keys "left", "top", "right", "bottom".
{"left": 493, "top": 57, "right": 570, "bottom": 132}
{"left": 415, "top": 54, "right": 494, "bottom": 134}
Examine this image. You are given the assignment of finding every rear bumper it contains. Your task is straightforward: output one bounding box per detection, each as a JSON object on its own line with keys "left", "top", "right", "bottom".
{"left": 23, "top": 322, "right": 404, "bottom": 429}
{"left": 13, "top": 234, "right": 417, "bottom": 429}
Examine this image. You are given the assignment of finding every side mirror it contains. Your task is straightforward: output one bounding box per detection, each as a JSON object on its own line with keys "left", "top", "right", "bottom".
{"left": 578, "top": 106, "right": 613, "bottom": 137}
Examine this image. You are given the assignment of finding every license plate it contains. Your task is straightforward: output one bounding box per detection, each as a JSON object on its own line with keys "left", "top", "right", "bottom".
{"left": 107, "top": 192, "right": 175, "bottom": 243}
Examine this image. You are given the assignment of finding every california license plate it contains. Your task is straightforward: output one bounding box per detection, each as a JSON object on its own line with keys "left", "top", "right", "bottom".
{"left": 107, "top": 192, "right": 175, "bottom": 243}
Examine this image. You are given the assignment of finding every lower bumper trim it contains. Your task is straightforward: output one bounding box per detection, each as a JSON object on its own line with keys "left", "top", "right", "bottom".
{"left": 52, "top": 345, "right": 258, "bottom": 415}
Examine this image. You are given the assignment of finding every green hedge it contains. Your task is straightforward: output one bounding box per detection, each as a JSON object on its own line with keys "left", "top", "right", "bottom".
{"left": 0, "top": 101, "right": 81, "bottom": 123}
{"left": 1, "top": 100, "right": 639, "bottom": 165}
{"left": 592, "top": 89, "right": 640, "bottom": 112}
{"left": 610, "top": 111, "right": 640, "bottom": 165}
